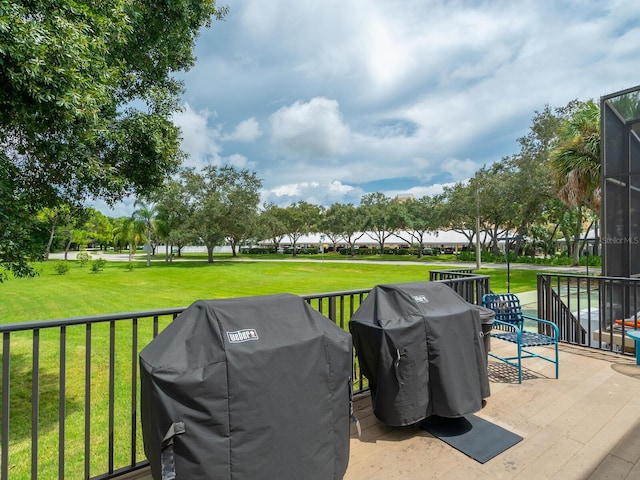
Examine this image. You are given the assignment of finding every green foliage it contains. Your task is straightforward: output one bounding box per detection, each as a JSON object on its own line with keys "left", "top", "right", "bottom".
{"left": 90, "top": 258, "right": 107, "bottom": 273}
{"left": 53, "top": 261, "right": 71, "bottom": 275}
{"left": 0, "top": 156, "right": 46, "bottom": 281}
{"left": 550, "top": 100, "right": 601, "bottom": 211}
{"left": 76, "top": 252, "right": 92, "bottom": 267}
{"left": 0, "top": 0, "right": 228, "bottom": 275}
{"left": 182, "top": 165, "right": 263, "bottom": 263}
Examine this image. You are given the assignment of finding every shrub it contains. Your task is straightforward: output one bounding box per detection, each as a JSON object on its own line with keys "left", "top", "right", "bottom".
{"left": 76, "top": 252, "right": 92, "bottom": 267}
{"left": 54, "top": 261, "right": 71, "bottom": 275}
{"left": 91, "top": 258, "right": 107, "bottom": 273}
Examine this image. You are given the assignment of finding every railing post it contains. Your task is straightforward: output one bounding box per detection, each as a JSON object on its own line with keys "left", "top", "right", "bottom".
{"left": 328, "top": 297, "right": 337, "bottom": 325}
{"left": 32, "top": 329, "right": 40, "bottom": 480}
{"left": 59, "top": 326, "right": 66, "bottom": 480}
{"left": 84, "top": 324, "right": 91, "bottom": 479}
{"left": 2, "top": 332, "right": 10, "bottom": 480}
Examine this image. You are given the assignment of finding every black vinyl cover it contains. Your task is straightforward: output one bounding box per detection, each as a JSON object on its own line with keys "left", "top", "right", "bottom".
{"left": 140, "top": 294, "right": 352, "bottom": 480}
{"left": 350, "top": 282, "right": 490, "bottom": 427}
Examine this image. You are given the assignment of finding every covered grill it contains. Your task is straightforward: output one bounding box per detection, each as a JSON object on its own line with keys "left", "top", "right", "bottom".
{"left": 140, "top": 294, "right": 352, "bottom": 480}
{"left": 350, "top": 282, "right": 490, "bottom": 427}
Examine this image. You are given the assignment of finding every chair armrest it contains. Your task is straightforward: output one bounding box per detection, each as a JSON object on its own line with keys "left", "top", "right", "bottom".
{"left": 522, "top": 314, "right": 560, "bottom": 338}
{"left": 491, "top": 319, "right": 522, "bottom": 333}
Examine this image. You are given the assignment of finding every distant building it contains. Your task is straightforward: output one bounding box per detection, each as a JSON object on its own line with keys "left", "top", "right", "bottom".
{"left": 395, "top": 193, "right": 415, "bottom": 203}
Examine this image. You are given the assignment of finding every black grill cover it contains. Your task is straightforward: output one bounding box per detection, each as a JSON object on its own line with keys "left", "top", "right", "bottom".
{"left": 140, "top": 294, "right": 352, "bottom": 480}
{"left": 350, "top": 282, "right": 490, "bottom": 426}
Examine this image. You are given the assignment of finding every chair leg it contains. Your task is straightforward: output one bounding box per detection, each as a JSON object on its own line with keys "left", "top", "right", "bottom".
{"left": 517, "top": 342, "right": 523, "bottom": 384}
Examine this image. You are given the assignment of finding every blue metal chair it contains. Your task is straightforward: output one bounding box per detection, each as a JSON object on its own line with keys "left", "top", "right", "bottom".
{"left": 482, "top": 293, "right": 559, "bottom": 383}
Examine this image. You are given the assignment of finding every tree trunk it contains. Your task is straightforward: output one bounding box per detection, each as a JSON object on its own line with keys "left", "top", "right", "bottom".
{"left": 145, "top": 225, "right": 151, "bottom": 267}
{"left": 64, "top": 237, "right": 72, "bottom": 261}
{"left": 572, "top": 212, "right": 582, "bottom": 266}
{"left": 546, "top": 223, "right": 560, "bottom": 258}
{"left": 45, "top": 223, "right": 56, "bottom": 260}
{"left": 207, "top": 244, "right": 214, "bottom": 263}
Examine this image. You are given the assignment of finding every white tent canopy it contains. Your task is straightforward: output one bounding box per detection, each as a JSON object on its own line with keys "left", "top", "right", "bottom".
{"left": 259, "top": 230, "right": 474, "bottom": 249}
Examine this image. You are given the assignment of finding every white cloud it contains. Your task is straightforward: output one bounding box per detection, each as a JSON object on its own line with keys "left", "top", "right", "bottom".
{"left": 89, "top": 0, "right": 640, "bottom": 217}
{"left": 328, "top": 180, "right": 356, "bottom": 195}
{"left": 441, "top": 158, "right": 481, "bottom": 182}
{"left": 171, "top": 103, "right": 222, "bottom": 169}
{"left": 269, "top": 97, "right": 352, "bottom": 158}
{"left": 225, "top": 153, "right": 254, "bottom": 169}
{"left": 266, "top": 179, "right": 362, "bottom": 208}
{"left": 222, "top": 117, "right": 262, "bottom": 142}
{"left": 271, "top": 181, "right": 320, "bottom": 198}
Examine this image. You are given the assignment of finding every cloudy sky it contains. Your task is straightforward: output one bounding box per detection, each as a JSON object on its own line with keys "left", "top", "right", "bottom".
{"left": 99, "top": 0, "right": 640, "bottom": 216}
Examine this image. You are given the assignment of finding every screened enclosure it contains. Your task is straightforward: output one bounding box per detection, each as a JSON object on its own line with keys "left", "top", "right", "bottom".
{"left": 601, "top": 85, "right": 640, "bottom": 322}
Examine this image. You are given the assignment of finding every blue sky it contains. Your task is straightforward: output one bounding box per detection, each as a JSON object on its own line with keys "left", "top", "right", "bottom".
{"left": 96, "top": 0, "right": 640, "bottom": 217}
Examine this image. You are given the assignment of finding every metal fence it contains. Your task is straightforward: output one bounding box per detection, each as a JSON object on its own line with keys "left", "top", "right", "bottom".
{"left": 428, "top": 269, "right": 490, "bottom": 305}
{"left": 0, "top": 273, "right": 488, "bottom": 479}
{"left": 537, "top": 272, "right": 640, "bottom": 352}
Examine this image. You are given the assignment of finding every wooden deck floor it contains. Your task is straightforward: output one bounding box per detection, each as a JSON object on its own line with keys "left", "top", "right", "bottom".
{"left": 127, "top": 343, "right": 640, "bottom": 480}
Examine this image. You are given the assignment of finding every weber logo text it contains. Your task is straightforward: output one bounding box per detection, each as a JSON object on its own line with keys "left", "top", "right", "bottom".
{"left": 413, "top": 295, "right": 429, "bottom": 303}
{"left": 227, "top": 329, "right": 259, "bottom": 343}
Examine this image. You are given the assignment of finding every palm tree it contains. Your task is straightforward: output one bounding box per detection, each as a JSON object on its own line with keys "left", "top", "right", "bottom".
{"left": 112, "top": 216, "right": 147, "bottom": 263}
{"left": 550, "top": 100, "right": 601, "bottom": 212}
{"left": 132, "top": 200, "right": 157, "bottom": 267}
{"left": 550, "top": 100, "right": 600, "bottom": 265}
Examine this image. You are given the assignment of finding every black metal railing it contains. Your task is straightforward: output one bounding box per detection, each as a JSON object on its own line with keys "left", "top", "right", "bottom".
{"left": 0, "top": 273, "right": 490, "bottom": 480}
{"left": 1, "top": 308, "right": 184, "bottom": 480}
{"left": 537, "top": 273, "right": 640, "bottom": 352}
{"left": 429, "top": 269, "right": 490, "bottom": 305}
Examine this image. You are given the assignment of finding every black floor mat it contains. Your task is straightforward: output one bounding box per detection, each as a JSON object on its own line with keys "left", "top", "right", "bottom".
{"left": 421, "top": 414, "right": 523, "bottom": 464}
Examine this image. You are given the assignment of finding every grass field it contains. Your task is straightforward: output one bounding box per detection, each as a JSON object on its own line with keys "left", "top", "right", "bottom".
{"left": 0, "top": 256, "right": 542, "bottom": 478}
{"left": 2, "top": 255, "right": 540, "bottom": 324}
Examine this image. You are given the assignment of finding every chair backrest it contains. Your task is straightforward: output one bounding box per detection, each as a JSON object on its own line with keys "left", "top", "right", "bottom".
{"left": 482, "top": 293, "right": 524, "bottom": 327}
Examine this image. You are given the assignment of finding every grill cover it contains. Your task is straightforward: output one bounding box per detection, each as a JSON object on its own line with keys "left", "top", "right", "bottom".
{"left": 140, "top": 294, "right": 352, "bottom": 480}
{"left": 350, "top": 282, "right": 490, "bottom": 426}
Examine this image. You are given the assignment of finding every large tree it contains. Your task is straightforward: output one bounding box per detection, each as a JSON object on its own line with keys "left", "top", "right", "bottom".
{"left": 258, "top": 204, "right": 288, "bottom": 253}
{"left": 360, "top": 193, "right": 396, "bottom": 254}
{"left": 394, "top": 196, "right": 439, "bottom": 258}
{"left": 0, "top": 0, "right": 228, "bottom": 277}
{"left": 152, "top": 177, "right": 197, "bottom": 260}
{"left": 218, "top": 168, "right": 262, "bottom": 257}
{"left": 282, "top": 202, "right": 321, "bottom": 256}
{"left": 84, "top": 209, "right": 115, "bottom": 251}
{"left": 183, "top": 165, "right": 262, "bottom": 263}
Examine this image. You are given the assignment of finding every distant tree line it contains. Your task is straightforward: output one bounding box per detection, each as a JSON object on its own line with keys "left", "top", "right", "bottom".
{"left": 30, "top": 93, "right": 605, "bottom": 269}
{"left": 2, "top": 98, "right": 611, "bottom": 276}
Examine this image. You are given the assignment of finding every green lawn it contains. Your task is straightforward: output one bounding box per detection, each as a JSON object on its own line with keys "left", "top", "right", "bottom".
{"left": 2, "top": 256, "right": 540, "bottom": 324}
{"left": 0, "top": 257, "right": 542, "bottom": 478}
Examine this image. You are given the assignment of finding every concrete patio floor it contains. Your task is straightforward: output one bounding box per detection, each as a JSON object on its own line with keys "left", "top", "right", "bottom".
{"left": 126, "top": 342, "right": 640, "bottom": 480}
{"left": 346, "top": 343, "right": 640, "bottom": 480}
